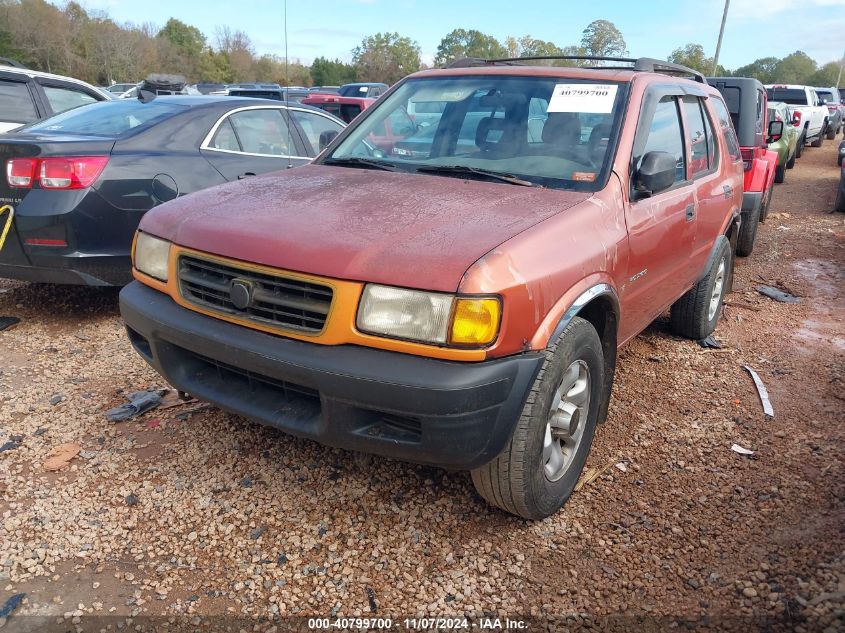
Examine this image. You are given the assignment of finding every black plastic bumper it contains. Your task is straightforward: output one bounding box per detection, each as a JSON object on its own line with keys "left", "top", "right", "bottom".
{"left": 119, "top": 282, "right": 543, "bottom": 470}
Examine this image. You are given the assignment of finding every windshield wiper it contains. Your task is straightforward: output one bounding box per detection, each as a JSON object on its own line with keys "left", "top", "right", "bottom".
{"left": 323, "top": 157, "right": 400, "bottom": 172}
{"left": 416, "top": 165, "right": 539, "bottom": 187}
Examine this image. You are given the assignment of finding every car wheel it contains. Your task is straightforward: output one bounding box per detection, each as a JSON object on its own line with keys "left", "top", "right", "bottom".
{"left": 774, "top": 162, "right": 786, "bottom": 184}
{"left": 471, "top": 317, "right": 603, "bottom": 520}
{"left": 736, "top": 196, "right": 763, "bottom": 256}
{"left": 836, "top": 187, "right": 845, "bottom": 213}
{"left": 670, "top": 235, "right": 732, "bottom": 341}
{"left": 796, "top": 133, "right": 805, "bottom": 158}
{"left": 827, "top": 123, "right": 837, "bottom": 140}
{"left": 786, "top": 147, "right": 796, "bottom": 169}
{"left": 812, "top": 130, "right": 824, "bottom": 148}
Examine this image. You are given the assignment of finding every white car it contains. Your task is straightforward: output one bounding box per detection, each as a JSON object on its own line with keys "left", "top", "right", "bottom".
{"left": 0, "top": 65, "right": 111, "bottom": 133}
{"left": 765, "top": 84, "right": 829, "bottom": 148}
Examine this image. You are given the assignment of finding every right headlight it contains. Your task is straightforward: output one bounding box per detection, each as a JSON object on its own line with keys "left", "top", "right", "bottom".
{"left": 133, "top": 232, "right": 171, "bottom": 282}
{"left": 356, "top": 284, "right": 500, "bottom": 347}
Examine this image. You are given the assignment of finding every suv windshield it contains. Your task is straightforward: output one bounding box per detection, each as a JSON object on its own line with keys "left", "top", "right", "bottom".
{"left": 26, "top": 100, "right": 186, "bottom": 136}
{"left": 766, "top": 88, "right": 808, "bottom": 105}
{"left": 325, "top": 76, "right": 625, "bottom": 190}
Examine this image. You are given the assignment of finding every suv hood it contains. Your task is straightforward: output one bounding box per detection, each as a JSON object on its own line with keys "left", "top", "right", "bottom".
{"left": 140, "top": 165, "right": 590, "bottom": 292}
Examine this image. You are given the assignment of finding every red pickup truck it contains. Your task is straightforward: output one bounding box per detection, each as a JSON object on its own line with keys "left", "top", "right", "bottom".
{"left": 300, "top": 95, "right": 375, "bottom": 124}
{"left": 121, "top": 57, "right": 743, "bottom": 519}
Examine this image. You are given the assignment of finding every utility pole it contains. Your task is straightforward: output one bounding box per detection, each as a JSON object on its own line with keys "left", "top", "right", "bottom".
{"left": 712, "top": 0, "right": 731, "bottom": 75}
{"left": 837, "top": 48, "right": 845, "bottom": 88}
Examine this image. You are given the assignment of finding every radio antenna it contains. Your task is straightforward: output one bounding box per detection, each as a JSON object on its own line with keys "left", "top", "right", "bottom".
{"left": 284, "top": 0, "right": 293, "bottom": 168}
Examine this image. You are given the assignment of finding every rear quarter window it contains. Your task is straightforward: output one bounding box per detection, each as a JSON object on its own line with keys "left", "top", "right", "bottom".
{"left": 709, "top": 97, "right": 741, "bottom": 162}
{"left": 0, "top": 79, "right": 38, "bottom": 124}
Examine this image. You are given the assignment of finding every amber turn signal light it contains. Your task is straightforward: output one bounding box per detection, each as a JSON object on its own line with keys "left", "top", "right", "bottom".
{"left": 450, "top": 298, "right": 500, "bottom": 346}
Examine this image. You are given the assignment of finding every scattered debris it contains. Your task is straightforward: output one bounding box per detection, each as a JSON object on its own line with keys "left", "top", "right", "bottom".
{"left": 125, "top": 493, "right": 139, "bottom": 506}
{"left": 575, "top": 458, "right": 618, "bottom": 491}
{"left": 175, "top": 404, "right": 215, "bottom": 421}
{"left": 145, "top": 418, "right": 161, "bottom": 429}
{"left": 743, "top": 365, "right": 775, "bottom": 417}
{"left": 0, "top": 316, "right": 20, "bottom": 331}
{"left": 723, "top": 300, "right": 761, "bottom": 311}
{"left": 365, "top": 586, "right": 378, "bottom": 613}
{"left": 0, "top": 593, "right": 25, "bottom": 619}
{"left": 249, "top": 526, "right": 266, "bottom": 540}
{"left": 0, "top": 440, "right": 19, "bottom": 453}
{"left": 756, "top": 285, "right": 800, "bottom": 303}
{"left": 43, "top": 442, "right": 81, "bottom": 471}
{"left": 697, "top": 335, "right": 722, "bottom": 349}
{"left": 49, "top": 393, "right": 64, "bottom": 406}
{"left": 105, "top": 389, "right": 164, "bottom": 422}
{"left": 731, "top": 444, "right": 755, "bottom": 457}
{"left": 159, "top": 389, "right": 197, "bottom": 410}
{"left": 614, "top": 462, "right": 628, "bottom": 473}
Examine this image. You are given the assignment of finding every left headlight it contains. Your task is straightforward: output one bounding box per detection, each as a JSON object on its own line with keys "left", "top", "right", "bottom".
{"left": 356, "top": 284, "right": 500, "bottom": 347}
{"left": 133, "top": 232, "right": 171, "bottom": 282}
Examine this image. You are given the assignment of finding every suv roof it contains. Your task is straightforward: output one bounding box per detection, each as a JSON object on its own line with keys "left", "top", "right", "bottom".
{"left": 445, "top": 55, "right": 706, "bottom": 83}
{"left": 0, "top": 64, "right": 105, "bottom": 94}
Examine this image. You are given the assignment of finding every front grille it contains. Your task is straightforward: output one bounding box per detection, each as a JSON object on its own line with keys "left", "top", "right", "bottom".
{"left": 178, "top": 255, "right": 333, "bottom": 334}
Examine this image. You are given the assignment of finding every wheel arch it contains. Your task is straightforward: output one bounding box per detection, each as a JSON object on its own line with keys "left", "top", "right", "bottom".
{"left": 544, "top": 283, "right": 620, "bottom": 425}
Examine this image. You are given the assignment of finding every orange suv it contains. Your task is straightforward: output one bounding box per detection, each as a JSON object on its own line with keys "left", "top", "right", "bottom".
{"left": 120, "top": 56, "right": 743, "bottom": 519}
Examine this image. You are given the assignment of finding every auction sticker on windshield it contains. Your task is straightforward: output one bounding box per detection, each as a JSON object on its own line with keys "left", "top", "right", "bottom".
{"left": 548, "top": 84, "right": 618, "bottom": 113}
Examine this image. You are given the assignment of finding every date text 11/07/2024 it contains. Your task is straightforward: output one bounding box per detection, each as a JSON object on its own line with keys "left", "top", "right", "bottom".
{"left": 307, "top": 617, "right": 529, "bottom": 630}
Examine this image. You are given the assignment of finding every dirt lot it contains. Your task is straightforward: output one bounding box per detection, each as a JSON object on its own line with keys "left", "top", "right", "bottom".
{"left": 1, "top": 140, "right": 843, "bottom": 632}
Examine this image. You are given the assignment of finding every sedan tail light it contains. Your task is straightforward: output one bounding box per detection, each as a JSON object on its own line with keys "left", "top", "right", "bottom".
{"left": 6, "top": 158, "right": 38, "bottom": 188}
{"left": 39, "top": 157, "right": 109, "bottom": 189}
{"left": 5, "top": 156, "right": 108, "bottom": 189}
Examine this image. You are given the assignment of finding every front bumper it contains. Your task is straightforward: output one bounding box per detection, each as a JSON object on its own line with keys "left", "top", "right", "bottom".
{"left": 119, "top": 282, "right": 543, "bottom": 470}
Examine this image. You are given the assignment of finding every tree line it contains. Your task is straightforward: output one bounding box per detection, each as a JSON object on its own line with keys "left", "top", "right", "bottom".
{"left": 0, "top": 0, "right": 840, "bottom": 88}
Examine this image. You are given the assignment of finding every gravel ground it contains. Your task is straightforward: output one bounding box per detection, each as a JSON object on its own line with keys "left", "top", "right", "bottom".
{"left": 0, "top": 141, "right": 843, "bottom": 632}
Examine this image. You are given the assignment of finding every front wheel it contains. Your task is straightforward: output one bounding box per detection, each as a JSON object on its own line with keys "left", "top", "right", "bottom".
{"left": 827, "top": 123, "right": 837, "bottom": 140}
{"left": 774, "top": 162, "right": 786, "bottom": 184}
{"left": 811, "top": 130, "right": 824, "bottom": 148}
{"left": 471, "top": 317, "right": 604, "bottom": 520}
{"left": 786, "top": 146, "right": 797, "bottom": 169}
{"left": 796, "top": 133, "right": 805, "bottom": 158}
{"left": 670, "top": 236, "right": 732, "bottom": 340}
{"left": 835, "top": 186, "right": 845, "bottom": 213}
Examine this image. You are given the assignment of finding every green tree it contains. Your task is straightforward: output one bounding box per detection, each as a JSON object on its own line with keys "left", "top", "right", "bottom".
{"left": 434, "top": 29, "right": 506, "bottom": 66}
{"left": 808, "top": 62, "right": 841, "bottom": 87}
{"left": 667, "top": 43, "right": 720, "bottom": 74}
{"left": 580, "top": 19, "right": 627, "bottom": 57}
{"left": 157, "top": 18, "right": 205, "bottom": 57}
{"left": 352, "top": 32, "right": 420, "bottom": 84}
{"left": 733, "top": 56, "right": 780, "bottom": 83}
{"left": 773, "top": 51, "right": 817, "bottom": 84}
{"left": 514, "top": 35, "right": 562, "bottom": 58}
{"left": 310, "top": 56, "right": 356, "bottom": 86}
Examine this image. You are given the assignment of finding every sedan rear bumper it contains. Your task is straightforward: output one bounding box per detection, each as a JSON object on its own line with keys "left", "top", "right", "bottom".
{"left": 119, "top": 282, "right": 544, "bottom": 470}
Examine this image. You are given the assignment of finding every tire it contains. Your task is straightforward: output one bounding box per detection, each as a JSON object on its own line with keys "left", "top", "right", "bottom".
{"left": 471, "top": 317, "right": 603, "bottom": 520}
{"left": 786, "top": 147, "right": 796, "bottom": 169}
{"left": 827, "top": 122, "right": 837, "bottom": 140}
{"left": 811, "top": 130, "right": 824, "bottom": 148}
{"left": 835, "top": 187, "right": 845, "bottom": 213}
{"left": 796, "top": 133, "right": 805, "bottom": 158}
{"left": 670, "top": 236, "right": 732, "bottom": 340}
{"left": 774, "top": 162, "right": 786, "bottom": 184}
{"left": 736, "top": 197, "right": 762, "bottom": 256}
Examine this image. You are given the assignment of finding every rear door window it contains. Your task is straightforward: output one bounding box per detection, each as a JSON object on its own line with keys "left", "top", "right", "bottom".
{"left": 42, "top": 85, "right": 98, "bottom": 114}
{"left": 683, "top": 96, "right": 712, "bottom": 177}
{"left": 710, "top": 97, "right": 741, "bottom": 161}
{"left": 0, "top": 79, "right": 38, "bottom": 124}
{"left": 226, "top": 109, "right": 300, "bottom": 157}
{"left": 639, "top": 96, "right": 686, "bottom": 185}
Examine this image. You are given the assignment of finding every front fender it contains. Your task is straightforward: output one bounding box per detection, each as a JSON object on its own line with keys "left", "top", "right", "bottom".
{"left": 530, "top": 276, "right": 620, "bottom": 350}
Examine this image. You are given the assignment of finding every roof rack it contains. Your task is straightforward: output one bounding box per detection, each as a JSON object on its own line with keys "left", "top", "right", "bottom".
{"left": 445, "top": 55, "right": 706, "bottom": 84}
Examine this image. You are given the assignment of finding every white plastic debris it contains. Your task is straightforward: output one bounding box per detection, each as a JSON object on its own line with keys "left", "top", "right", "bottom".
{"left": 731, "top": 444, "right": 755, "bottom": 456}
{"left": 614, "top": 462, "right": 628, "bottom": 472}
{"left": 743, "top": 365, "right": 775, "bottom": 417}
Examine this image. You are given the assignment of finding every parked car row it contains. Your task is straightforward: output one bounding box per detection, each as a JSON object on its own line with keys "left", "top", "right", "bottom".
{"left": 0, "top": 55, "right": 837, "bottom": 519}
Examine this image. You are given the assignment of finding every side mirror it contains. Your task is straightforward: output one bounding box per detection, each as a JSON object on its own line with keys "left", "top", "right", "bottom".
{"left": 767, "top": 120, "right": 784, "bottom": 143}
{"left": 636, "top": 151, "right": 677, "bottom": 197}
{"left": 318, "top": 130, "right": 339, "bottom": 151}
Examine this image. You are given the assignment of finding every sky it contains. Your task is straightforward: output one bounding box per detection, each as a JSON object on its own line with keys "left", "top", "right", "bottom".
{"left": 70, "top": 0, "right": 845, "bottom": 70}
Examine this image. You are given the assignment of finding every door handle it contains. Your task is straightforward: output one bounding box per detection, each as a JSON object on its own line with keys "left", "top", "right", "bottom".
{"left": 685, "top": 204, "right": 695, "bottom": 222}
{"left": 723, "top": 185, "right": 733, "bottom": 199}
{"left": 237, "top": 172, "right": 256, "bottom": 180}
